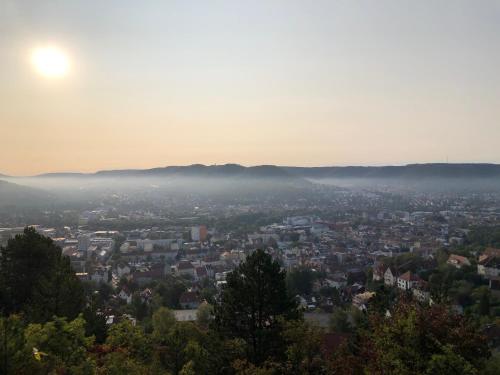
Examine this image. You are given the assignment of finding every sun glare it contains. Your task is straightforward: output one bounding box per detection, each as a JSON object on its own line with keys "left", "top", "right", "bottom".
{"left": 31, "top": 46, "right": 70, "bottom": 78}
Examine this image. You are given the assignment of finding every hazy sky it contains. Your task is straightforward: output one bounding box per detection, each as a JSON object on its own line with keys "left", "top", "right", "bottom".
{"left": 1, "top": 1, "right": 499, "bottom": 175}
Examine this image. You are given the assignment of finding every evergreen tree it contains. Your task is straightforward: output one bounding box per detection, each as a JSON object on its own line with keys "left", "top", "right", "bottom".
{"left": 0, "top": 227, "right": 84, "bottom": 322}
{"left": 214, "top": 249, "right": 299, "bottom": 364}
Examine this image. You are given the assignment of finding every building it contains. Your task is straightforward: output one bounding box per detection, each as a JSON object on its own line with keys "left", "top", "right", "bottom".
{"left": 174, "top": 260, "right": 197, "bottom": 278}
{"left": 447, "top": 254, "right": 471, "bottom": 269}
{"left": 179, "top": 291, "right": 201, "bottom": 309}
{"left": 397, "top": 271, "right": 420, "bottom": 291}
{"left": 116, "top": 263, "right": 131, "bottom": 278}
{"left": 373, "top": 264, "right": 385, "bottom": 281}
{"left": 478, "top": 248, "right": 500, "bottom": 279}
{"left": 191, "top": 225, "right": 208, "bottom": 242}
{"left": 384, "top": 267, "right": 396, "bottom": 286}
{"left": 118, "top": 288, "right": 132, "bottom": 304}
{"left": 352, "top": 291, "right": 375, "bottom": 311}
{"left": 412, "top": 280, "right": 431, "bottom": 303}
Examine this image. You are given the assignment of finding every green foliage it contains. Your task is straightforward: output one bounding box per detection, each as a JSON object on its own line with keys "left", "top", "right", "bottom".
{"left": 152, "top": 307, "right": 176, "bottom": 343}
{"left": 0, "top": 227, "right": 84, "bottom": 322}
{"left": 214, "top": 249, "right": 299, "bottom": 364}
{"left": 281, "top": 319, "right": 327, "bottom": 374}
{"left": 23, "top": 315, "right": 95, "bottom": 374}
{"left": 478, "top": 287, "right": 491, "bottom": 316}
{"left": 330, "top": 308, "right": 352, "bottom": 333}
{"left": 95, "top": 351, "right": 157, "bottom": 375}
{"left": 196, "top": 303, "right": 214, "bottom": 329}
{"left": 468, "top": 226, "right": 500, "bottom": 247}
{"left": 0, "top": 315, "right": 26, "bottom": 375}
{"left": 153, "top": 276, "right": 187, "bottom": 309}
{"left": 106, "top": 320, "right": 152, "bottom": 362}
{"left": 286, "top": 267, "right": 316, "bottom": 296}
{"left": 362, "top": 300, "right": 490, "bottom": 374}
{"left": 483, "top": 352, "right": 500, "bottom": 375}
{"left": 426, "top": 344, "right": 478, "bottom": 375}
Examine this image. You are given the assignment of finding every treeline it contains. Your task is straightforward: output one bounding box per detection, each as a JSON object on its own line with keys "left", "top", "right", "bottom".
{"left": 1, "top": 229, "right": 500, "bottom": 374}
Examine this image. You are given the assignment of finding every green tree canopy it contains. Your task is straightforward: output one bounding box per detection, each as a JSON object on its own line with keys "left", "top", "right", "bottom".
{"left": 0, "top": 227, "right": 84, "bottom": 322}
{"left": 362, "top": 300, "right": 489, "bottom": 374}
{"left": 214, "top": 249, "right": 299, "bottom": 364}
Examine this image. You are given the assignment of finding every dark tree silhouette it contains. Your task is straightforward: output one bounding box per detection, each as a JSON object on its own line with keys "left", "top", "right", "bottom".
{"left": 0, "top": 227, "right": 84, "bottom": 322}
{"left": 214, "top": 249, "right": 298, "bottom": 364}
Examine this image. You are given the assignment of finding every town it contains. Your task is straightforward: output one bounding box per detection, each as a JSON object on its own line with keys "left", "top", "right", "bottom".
{"left": 2, "top": 185, "right": 500, "bottom": 345}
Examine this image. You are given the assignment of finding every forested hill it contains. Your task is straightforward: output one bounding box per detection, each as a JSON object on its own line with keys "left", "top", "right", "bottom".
{"left": 27, "top": 163, "right": 500, "bottom": 180}
{"left": 0, "top": 179, "right": 54, "bottom": 207}
{"left": 284, "top": 163, "right": 500, "bottom": 179}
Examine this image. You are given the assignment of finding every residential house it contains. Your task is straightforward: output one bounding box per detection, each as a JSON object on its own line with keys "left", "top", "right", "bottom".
{"left": 174, "top": 260, "right": 197, "bottom": 279}
{"left": 179, "top": 291, "right": 201, "bottom": 309}
{"left": 412, "top": 280, "right": 431, "bottom": 303}
{"left": 478, "top": 250, "right": 500, "bottom": 279}
{"left": 372, "top": 264, "right": 385, "bottom": 281}
{"left": 447, "top": 254, "right": 471, "bottom": 269}
{"left": 397, "top": 271, "right": 420, "bottom": 291}
{"left": 384, "top": 267, "right": 396, "bottom": 286}
{"left": 352, "top": 291, "right": 375, "bottom": 311}
{"left": 116, "top": 263, "right": 131, "bottom": 278}
{"left": 118, "top": 288, "right": 132, "bottom": 304}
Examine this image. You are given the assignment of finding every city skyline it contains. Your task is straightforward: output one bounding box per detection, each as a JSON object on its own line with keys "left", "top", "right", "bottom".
{"left": 1, "top": 1, "right": 499, "bottom": 175}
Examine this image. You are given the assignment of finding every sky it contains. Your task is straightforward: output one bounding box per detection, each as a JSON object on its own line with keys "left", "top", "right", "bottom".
{"left": 1, "top": 0, "right": 499, "bottom": 176}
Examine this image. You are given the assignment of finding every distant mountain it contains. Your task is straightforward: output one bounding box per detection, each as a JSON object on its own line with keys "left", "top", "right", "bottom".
{"left": 38, "top": 164, "right": 296, "bottom": 180}
{"left": 285, "top": 163, "right": 500, "bottom": 179}
{"left": 30, "top": 163, "right": 500, "bottom": 180}
{"left": 0, "top": 180, "right": 54, "bottom": 207}
{"left": 34, "top": 172, "right": 87, "bottom": 178}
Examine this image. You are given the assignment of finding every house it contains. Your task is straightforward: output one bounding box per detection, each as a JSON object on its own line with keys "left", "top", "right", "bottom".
{"left": 174, "top": 309, "right": 198, "bottom": 322}
{"left": 324, "top": 277, "right": 347, "bottom": 289}
{"left": 140, "top": 288, "right": 153, "bottom": 304}
{"left": 90, "top": 268, "right": 111, "bottom": 284}
{"left": 352, "top": 291, "right": 375, "bottom": 311}
{"left": 174, "top": 260, "right": 196, "bottom": 279}
{"left": 132, "top": 266, "right": 164, "bottom": 285}
{"left": 447, "top": 254, "right": 471, "bottom": 269}
{"left": 397, "top": 271, "right": 420, "bottom": 291}
{"left": 412, "top": 280, "right": 431, "bottom": 303}
{"left": 372, "top": 264, "right": 385, "bottom": 281}
{"left": 296, "top": 295, "right": 308, "bottom": 310}
{"left": 384, "top": 267, "right": 396, "bottom": 286}
{"left": 118, "top": 288, "right": 132, "bottom": 304}
{"left": 116, "top": 263, "right": 131, "bottom": 278}
{"left": 478, "top": 250, "right": 500, "bottom": 279}
{"left": 195, "top": 266, "right": 208, "bottom": 280}
{"left": 179, "top": 291, "right": 201, "bottom": 309}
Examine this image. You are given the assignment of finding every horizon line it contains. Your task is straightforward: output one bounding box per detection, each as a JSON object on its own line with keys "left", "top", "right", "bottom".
{"left": 3, "top": 161, "right": 500, "bottom": 178}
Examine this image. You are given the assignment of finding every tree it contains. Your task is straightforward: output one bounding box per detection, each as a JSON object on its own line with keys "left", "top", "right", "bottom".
{"left": 0, "top": 315, "right": 26, "bottom": 375}
{"left": 196, "top": 303, "right": 214, "bottom": 329}
{"left": 214, "top": 249, "right": 299, "bottom": 364}
{"left": 281, "top": 319, "right": 327, "bottom": 374}
{"left": 426, "top": 344, "right": 478, "bottom": 375}
{"left": 330, "top": 308, "right": 352, "bottom": 333}
{"left": 479, "top": 288, "right": 491, "bottom": 316}
{"left": 0, "top": 227, "right": 84, "bottom": 322}
{"left": 362, "top": 300, "right": 490, "bottom": 374}
{"left": 23, "top": 315, "right": 95, "bottom": 374}
{"left": 154, "top": 276, "right": 187, "bottom": 309}
{"left": 105, "top": 320, "right": 151, "bottom": 362}
{"left": 286, "top": 267, "right": 315, "bottom": 296}
{"left": 152, "top": 307, "right": 176, "bottom": 343}
{"left": 95, "top": 351, "right": 155, "bottom": 375}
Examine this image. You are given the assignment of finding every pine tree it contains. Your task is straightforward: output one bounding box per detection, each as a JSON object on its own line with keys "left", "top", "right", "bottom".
{"left": 214, "top": 249, "right": 299, "bottom": 364}
{"left": 0, "top": 227, "right": 84, "bottom": 322}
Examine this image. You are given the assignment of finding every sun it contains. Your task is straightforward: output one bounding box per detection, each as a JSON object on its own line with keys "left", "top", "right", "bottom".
{"left": 31, "top": 46, "right": 70, "bottom": 78}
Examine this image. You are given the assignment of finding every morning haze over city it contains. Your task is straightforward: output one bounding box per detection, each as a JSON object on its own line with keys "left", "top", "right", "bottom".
{"left": 1, "top": 1, "right": 500, "bottom": 374}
